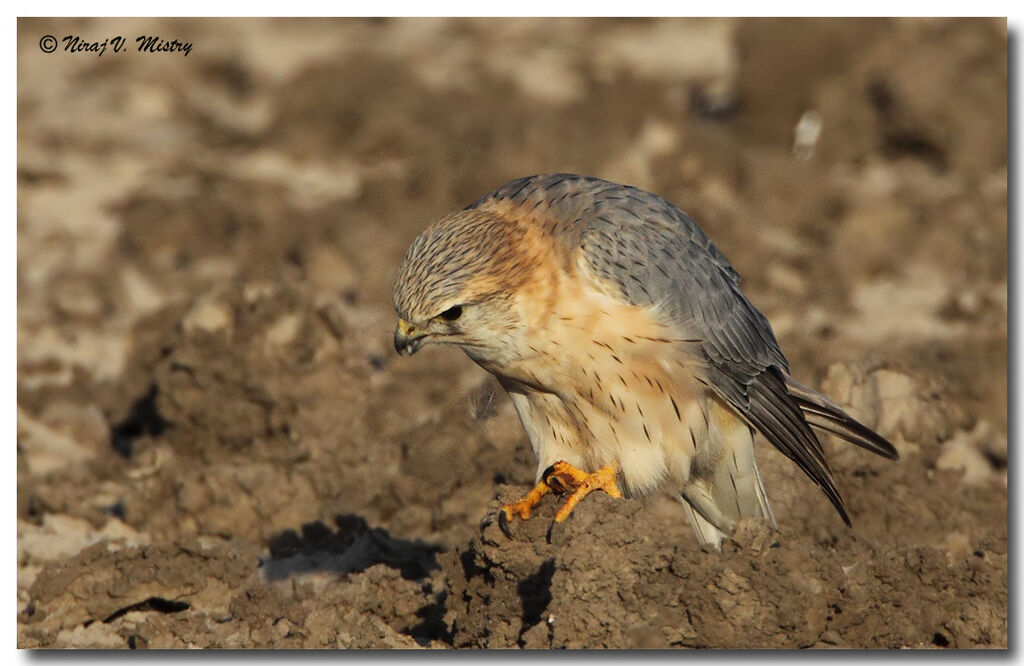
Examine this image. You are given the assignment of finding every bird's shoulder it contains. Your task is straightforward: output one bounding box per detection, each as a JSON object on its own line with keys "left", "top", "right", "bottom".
{"left": 468, "top": 173, "right": 741, "bottom": 283}
{"left": 471, "top": 174, "right": 789, "bottom": 374}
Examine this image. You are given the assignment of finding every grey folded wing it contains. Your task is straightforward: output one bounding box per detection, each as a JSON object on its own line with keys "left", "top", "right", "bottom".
{"left": 473, "top": 174, "right": 851, "bottom": 524}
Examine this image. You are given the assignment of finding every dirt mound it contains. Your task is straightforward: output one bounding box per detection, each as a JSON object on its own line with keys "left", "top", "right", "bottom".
{"left": 444, "top": 491, "right": 1005, "bottom": 648}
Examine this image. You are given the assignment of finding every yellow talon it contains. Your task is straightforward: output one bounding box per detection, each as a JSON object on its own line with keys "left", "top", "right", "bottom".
{"left": 499, "top": 460, "right": 623, "bottom": 527}
{"left": 553, "top": 462, "right": 623, "bottom": 523}
{"left": 502, "top": 482, "right": 552, "bottom": 521}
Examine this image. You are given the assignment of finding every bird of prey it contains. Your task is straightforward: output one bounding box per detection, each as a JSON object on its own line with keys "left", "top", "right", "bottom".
{"left": 392, "top": 174, "right": 898, "bottom": 546}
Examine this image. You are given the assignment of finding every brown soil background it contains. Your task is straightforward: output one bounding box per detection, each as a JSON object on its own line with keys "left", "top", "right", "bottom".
{"left": 17, "top": 18, "right": 1007, "bottom": 649}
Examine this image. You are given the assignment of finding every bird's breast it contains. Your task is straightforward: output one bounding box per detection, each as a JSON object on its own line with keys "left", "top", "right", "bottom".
{"left": 500, "top": 282, "right": 710, "bottom": 495}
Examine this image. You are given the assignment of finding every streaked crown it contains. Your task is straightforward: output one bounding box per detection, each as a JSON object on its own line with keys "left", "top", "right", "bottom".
{"left": 393, "top": 210, "right": 526, "bottom": 323}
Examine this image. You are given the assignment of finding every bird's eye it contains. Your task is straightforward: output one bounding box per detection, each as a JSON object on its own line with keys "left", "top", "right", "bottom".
{"left": 440, "top": 305, "right": 463, "bottom": 321}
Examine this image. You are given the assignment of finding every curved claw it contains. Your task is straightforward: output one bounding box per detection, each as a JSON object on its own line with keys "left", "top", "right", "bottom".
{"left": 479, "top": 509, "right": 515, "bottom": 540}
{"left": 497, "top": 510, "right": 514, "bottom": 539}
{"left": 479, "top": 511, "right": 506, "bottom": 546}
{"left": 545, "top": 517, "right": 561, "bottom": 544}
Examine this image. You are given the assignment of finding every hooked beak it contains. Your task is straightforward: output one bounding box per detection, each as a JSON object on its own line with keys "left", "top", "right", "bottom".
{"left": 393, "top": 319, "right": 428, "bottom": 356}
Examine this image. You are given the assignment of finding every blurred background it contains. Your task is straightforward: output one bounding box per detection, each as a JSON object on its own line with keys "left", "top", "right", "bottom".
{"left": 17, "top": 18, "right": 1006, "bottom": 648}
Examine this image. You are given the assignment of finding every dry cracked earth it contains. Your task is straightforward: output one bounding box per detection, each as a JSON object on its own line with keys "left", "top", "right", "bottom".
{"left": 17, "top": 17, "right": 1007, "bottom": 648}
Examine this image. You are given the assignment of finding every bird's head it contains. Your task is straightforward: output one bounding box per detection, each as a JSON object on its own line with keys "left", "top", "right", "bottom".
{"left": 392, "top": 210, "right": 532, "bottom": 366}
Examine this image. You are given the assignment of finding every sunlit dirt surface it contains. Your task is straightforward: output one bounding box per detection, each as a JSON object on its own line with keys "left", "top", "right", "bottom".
{"left": 17, "top": 18, "right": 1006, "bottom": 648}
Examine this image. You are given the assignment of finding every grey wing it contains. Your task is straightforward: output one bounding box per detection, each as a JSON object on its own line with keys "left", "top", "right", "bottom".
{"left": 562, "top": 177, "right": 850, "bottom": 525}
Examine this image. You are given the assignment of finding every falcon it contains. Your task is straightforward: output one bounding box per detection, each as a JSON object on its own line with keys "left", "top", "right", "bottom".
{"left": 392, "top": 174, "right": 898, "bottom": 545}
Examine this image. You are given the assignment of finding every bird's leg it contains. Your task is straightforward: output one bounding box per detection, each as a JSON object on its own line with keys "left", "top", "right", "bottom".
{"left": 553, "top": 461, "right": 622, "bottom": 523}
{"left": 501, "top": 481, "right": 552, "bottom": 522}
{"left": 499, "top": 461, "right": 623, "bottom": 534}
{"left": 500, "top": 461, "right": 596, "bottom": 522}
{"left": 540, "top": 460, "right": 592, "bottom": 493}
